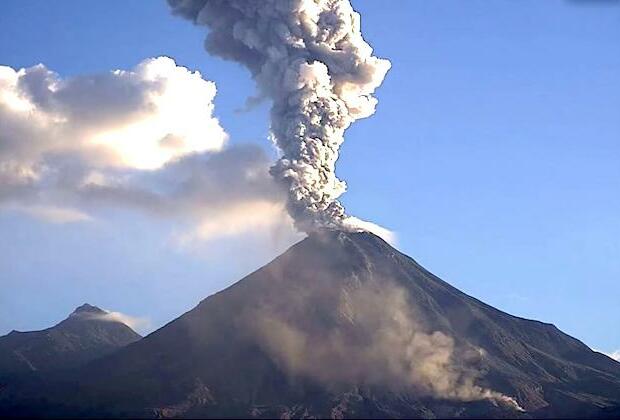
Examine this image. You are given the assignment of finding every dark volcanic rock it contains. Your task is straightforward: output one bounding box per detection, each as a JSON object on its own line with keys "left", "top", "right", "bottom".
{"left": 0, "top": 303, "right": 141, "bottom": 379}
{"left": 1, "top": 231, "right": 619, "bottom": 418}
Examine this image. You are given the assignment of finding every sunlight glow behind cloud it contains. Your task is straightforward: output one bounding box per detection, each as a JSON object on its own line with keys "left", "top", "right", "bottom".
{"left": 0, "top": 56, "right": 227, "bottom": 171}
{"left": 0, "top": 57, "right": 296, "bottom": 243}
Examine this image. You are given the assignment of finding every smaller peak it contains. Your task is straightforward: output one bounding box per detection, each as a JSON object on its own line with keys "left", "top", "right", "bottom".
{"left": 72, "top": 303, "right": 106, "bottom": 316}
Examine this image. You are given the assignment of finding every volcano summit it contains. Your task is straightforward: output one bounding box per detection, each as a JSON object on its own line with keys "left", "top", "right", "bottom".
{"left": 1, "top": 231, "right": 619, "bottom": 418}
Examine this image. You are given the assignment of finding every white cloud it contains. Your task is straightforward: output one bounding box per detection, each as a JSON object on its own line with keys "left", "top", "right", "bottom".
{"left": 100, "top": 310, "right": 151, "bottom": 333}
{"left": 0, "top": 57, "right": 297, "bottom": 243}
{"left": 606, "top": 350, "right": 620, "bottom": 362}
{"left": 594, "top": 348, "right": 620, "bottom": 362}
{"left": 0, "top": 56, "right": 227, "bottom": 171}
{"left": 342, "top": 216, "right": 397, "bottom": 245}
{"left": 8, "top": 204, "right": 92, "bottom": 224}
{"left": 181, "top": 200, "right": 290, "bottom": 243}
{"left": 76, "top": 143, "right": 296, "bottom": 242}
{"left": 77, "top": 308, "right": 151, "bottom": 333}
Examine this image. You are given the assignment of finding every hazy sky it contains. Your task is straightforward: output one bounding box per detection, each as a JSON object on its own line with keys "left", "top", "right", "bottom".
{"left": 0, "top": 1, "right": 618, "bottom": 356}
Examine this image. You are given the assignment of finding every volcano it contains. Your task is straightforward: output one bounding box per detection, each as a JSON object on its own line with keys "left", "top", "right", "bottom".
{"left": 1, "top": 231, "right": 619, "bottom": 418}
{"left": 0, "top": 304, "right": 141, "bottom": 379}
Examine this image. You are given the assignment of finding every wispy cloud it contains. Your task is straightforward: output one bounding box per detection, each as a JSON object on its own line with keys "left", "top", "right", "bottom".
{"left": 605, "top": 350, "right": 620, "bottom": 362}
{"left": 100, "top": 310, "right": 151, "bottom": 333}
{"left": 342, "top": 216, "right": 397, "bottom": 246}
{"left": 7, "top": 204, "right": 92, "bottom": 224}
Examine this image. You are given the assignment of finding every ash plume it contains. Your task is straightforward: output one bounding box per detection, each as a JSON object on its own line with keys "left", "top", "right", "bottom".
{"left": 168, "top": 0, "right": 391, "bottom": 233}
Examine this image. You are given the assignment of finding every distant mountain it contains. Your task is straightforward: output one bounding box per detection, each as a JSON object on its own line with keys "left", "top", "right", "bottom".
{"left": 0, "top": 304, "right": 141, "bottom": 380}
{"left": 1, "top": 231, "right": 619, "bottom": 418}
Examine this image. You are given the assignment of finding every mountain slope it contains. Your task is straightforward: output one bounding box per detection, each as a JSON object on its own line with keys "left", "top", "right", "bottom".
{"left": 0, "top": 304, "right": 141, "bottom": 380}
{"left": 2, "top": 231, "right": 619, "bottom": 418}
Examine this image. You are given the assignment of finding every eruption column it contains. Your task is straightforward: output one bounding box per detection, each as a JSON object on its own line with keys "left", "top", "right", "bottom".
{"left": 168, "top": 0, "right": 391, "bottom": 232}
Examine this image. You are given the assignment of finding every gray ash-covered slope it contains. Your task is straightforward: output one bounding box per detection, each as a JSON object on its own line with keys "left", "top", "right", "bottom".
{"left": 0, "top": 304, "right": 141, "bottom": 379}
{"left": 2, "top": 231, "right": 620, "bottom": 418}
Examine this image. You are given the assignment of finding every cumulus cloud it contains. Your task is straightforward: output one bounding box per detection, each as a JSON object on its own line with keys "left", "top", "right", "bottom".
{"left": 0, "top": 56, "right": 226, "bottom": 171}
{"left": 0, "top": 57, "right": 297, "bottom": 241}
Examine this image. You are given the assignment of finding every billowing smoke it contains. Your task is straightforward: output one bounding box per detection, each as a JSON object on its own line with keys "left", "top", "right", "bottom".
{"left": 245, "top": 282, "right": 522, "bottom": 410}
{"left": 168, "top": 0, "right": 391, "bottom": 233}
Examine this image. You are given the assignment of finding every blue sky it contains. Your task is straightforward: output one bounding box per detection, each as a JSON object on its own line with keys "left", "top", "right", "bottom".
{"left": 0, "top": 1, "right": 618, "bottom": 355}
